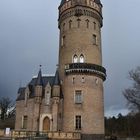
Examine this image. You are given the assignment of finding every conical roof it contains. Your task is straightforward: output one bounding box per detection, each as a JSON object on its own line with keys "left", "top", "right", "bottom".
{"left": 53, "top": 69, "right": 60, "bottom": 85}
{"left": 35, "top": 68, "right": 43, "bottom": 86}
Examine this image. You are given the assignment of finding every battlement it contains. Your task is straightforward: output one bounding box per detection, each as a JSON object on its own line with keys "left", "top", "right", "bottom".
{"left": 59, "top": 0, "right": 102, "bottom": 16}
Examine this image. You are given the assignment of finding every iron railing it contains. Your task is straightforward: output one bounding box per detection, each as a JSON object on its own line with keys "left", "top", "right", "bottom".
{"left": 65, "top": 63, "right": 106, "bottom": 81}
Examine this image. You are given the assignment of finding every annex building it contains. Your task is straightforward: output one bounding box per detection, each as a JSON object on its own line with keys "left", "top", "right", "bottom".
{"left": 15, "top": 0, "right": 106, "bottom": 140}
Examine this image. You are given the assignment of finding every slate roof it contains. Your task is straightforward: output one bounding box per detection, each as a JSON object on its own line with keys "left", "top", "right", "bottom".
{"left": 17, "top": 87, "right": 26, "bottom": 101}
{"left": 16, "top": 74, "right": 62, "bottom": 101}
{"left": 53, "top": 69, "right": 60, "bottom": 85}
{"left": 35, "top": 69, "right": 43, "bottom": 86}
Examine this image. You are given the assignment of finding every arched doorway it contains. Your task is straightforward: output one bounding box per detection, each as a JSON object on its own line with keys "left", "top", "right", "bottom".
{"left": 43, "top": 117, "right": 50, "bottom": 131}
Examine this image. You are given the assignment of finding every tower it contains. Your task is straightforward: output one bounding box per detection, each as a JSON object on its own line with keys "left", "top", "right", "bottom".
{"left": 58, "top": 0, "right": 106, "bottom": 139}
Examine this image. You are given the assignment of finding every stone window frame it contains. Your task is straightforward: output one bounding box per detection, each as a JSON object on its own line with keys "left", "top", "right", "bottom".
{"left": 45, "top": 90, "right": 51, "bottom": 105}
{"left": 72, "top": 54, "right": 85, "bottom": 63}
{"left": 77, "top": 18, "right": 81, "bottom": 28}
{"left": 81, "top": 77, "right": 85, "bottom": 83}
{"left": 69, "top": 20, "right": 72, "bottom": 29}
{"left": 22, "top": 115, "right": 28, "bottom": 129}
{"left": 75, "top": 115, "right": 82, "bottom": 130}
{"left": 79, "top": 54, "right": 85, "bottom": 63}
{"left": 85, "top": 19, "right": 89, "bottom": 28}
{"left": 61, "top": 35, "right": 66, "bottom": 46}
{"left": 73, "top": 54, "right": 78, "bottom": 63}
{"left": 93, "top": 34, "right": 97, "bottom": 45}
{"left": 74, "top": 90, "right": 83, "bottom": 104}
{"left": 93, "top": 21, "right": 96, "bottom": 30}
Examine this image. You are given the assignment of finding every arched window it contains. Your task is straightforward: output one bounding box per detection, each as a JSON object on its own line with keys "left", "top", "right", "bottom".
{"left": 69, "top": 20, "right": 72, "bottom": 29}
{"left": 93, "top": 34, "right": 97, "bottom": 45}
{"left": 45, "top": 91, "right": 51, "bottom": 105}
{"left": 63, "top": 23, "right": 65, "bottom": 32}
{"left": 73, "top": 55, "right": 78, "bottom": 63}
{"left": 86, "top": 19, "right": 89, "bottom": 28}
{"left": 79, "top": 54, "right": 84, "bottom": 63}
{"left": 77, "top": 19, "right": 81, "bottom": 28}
{"left": 93, "top": 22, "right": 96, "bottom": 30}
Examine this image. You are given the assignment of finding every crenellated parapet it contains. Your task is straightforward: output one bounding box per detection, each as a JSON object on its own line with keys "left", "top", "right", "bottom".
{"left": 59, "top": 0, "right": 103, "bottom": 27}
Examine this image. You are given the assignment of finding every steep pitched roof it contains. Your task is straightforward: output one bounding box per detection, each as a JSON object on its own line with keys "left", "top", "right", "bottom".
{"left": 53, "top": 69, "right": 60, "bottom": 85}
{"left": 16, "top": 87, "right": 26, "bottom": 101}
{"left": 16, "top": 76, "right": 55, "bottom": 101}
{"left": 35, "top": 69, "right": 43, "bottom": 86}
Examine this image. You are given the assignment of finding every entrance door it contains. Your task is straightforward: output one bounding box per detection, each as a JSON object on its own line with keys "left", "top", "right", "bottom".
{"left": 43, "top": 117, "right": 50, "bottom": 131}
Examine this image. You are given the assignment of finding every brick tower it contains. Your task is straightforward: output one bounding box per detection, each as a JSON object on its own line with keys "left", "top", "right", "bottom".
{"left": 58, "top": 0, "right": 106, "bottom": 139}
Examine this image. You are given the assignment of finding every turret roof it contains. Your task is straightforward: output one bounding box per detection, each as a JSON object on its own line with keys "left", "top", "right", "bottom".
{"left": 35, "top": 69, "right": 43, "bottom": 86}
{"left": 53, "top": 69, "right": 60, "bottom": 85}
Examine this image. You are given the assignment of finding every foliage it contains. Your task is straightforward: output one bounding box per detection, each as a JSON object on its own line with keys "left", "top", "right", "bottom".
{"left": 123, "top": 67, "right": 140, "bottom": 112}
{"left": 0, "top": 116, "right": 15, "bottom": 129}
{"left": 105, "top": 113, "right": 140, "bottom": 137}
{"left": 0, "top": 97, "right": 12, "bottom": 120}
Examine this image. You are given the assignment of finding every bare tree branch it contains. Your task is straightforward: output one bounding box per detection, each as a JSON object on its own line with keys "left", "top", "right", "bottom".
{"left": 123, "top": 67, "right": 140, "bottom": 112}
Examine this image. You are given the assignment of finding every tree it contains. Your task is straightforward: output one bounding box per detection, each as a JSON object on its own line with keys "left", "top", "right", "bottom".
{"left": 0, "top": 97, "right": 12, "bottom": 120}
{"left": 123, "top": 67, "right": 140, "bottom": 112}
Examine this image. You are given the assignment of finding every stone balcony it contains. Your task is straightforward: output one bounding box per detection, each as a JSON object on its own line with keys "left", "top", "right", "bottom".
{"left": 65, "top": 63, "right": 106, "bottom": 81}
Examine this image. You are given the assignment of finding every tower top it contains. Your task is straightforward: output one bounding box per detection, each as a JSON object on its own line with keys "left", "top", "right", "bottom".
{"left": 35, "top": 67, "right": 43, "bottom": 86}
{"left": 60, "top": 0, "right": 102, "bottom": 6}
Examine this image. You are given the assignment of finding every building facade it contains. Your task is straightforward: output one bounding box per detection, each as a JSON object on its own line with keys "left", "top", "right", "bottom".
{"left": 15, "top": 0, "right": 106, "bottom": 139}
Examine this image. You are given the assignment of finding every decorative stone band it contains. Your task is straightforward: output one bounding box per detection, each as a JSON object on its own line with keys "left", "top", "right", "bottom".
{"left": 59, "top": 7, "right": 103, "bottom": 28}
{"left": 65, "top": 63, "right": 106, "bottom": 81}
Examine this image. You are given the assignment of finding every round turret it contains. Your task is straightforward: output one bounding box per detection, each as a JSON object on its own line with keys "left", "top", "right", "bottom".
{"left": 58, "top": 0, "right": 106, "bottom": 138}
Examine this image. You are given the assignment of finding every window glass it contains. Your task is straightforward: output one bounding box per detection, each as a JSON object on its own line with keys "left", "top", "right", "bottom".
{"left": 79, "top": 54, "right": 84, "bottom": 63}
{"left": 73, "top": 55, "right": 78, "bottom": 63}
{"left": 75, "top": 90, "right": 82, "bottom": 104}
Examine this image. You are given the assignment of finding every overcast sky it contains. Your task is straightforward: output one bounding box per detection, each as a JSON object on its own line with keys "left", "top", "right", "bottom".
{"left": 0, "top": 0, "right": 140, "bottom": 117}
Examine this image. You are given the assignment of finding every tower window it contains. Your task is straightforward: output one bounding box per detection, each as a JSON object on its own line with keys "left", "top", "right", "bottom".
{"left": 69, "top": 20, "right": 72, "bottom": 29}
{"left": 93, "top": 34, "right": 97, "bottom": 45}
{"left": 81, "top": 77, "right": 85, "bottom": 83}
{"left": 61, "top": 36, "right": 65, "bottom": 46}
{"left": 73, "top": 55, "right": 78, "bottom": 63}
{"left": 86, "top": 19, "right": 89, "bottom": 28}
{"left": 75, "top": 90, "right": 82, "bottom": 104}
{"left": 63, "top": 23, "right": 65, "bottom": 32}
{"left": 75, "top": 116, "right": 81, "bottom": 130}
{"left": 79, "top": 54, "right": 84, "bottom": 63}
{"left": 93, "top": 22, "right": 96, "bottom": 30}
{"left": 22, "top": 116, "right": 28, "bottom": 129}
{"left": 77, "top": 19, "right": 81, "bottom": 28}
{"left": 72, "top": 77, "right": 75, "bottom": 84}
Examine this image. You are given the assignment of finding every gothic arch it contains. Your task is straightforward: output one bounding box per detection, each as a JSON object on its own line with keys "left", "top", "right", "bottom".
{"left": 73, "top": 54, "right": 78, "bottom": 63}
{"left": 79, "top": 54, "right": 84, "bottom": 63}
{"left": 43, "top": 117, "right": 50, "bottom": 131}
{"left": 39, "top": 114, "right": 52, "bottom": 132}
